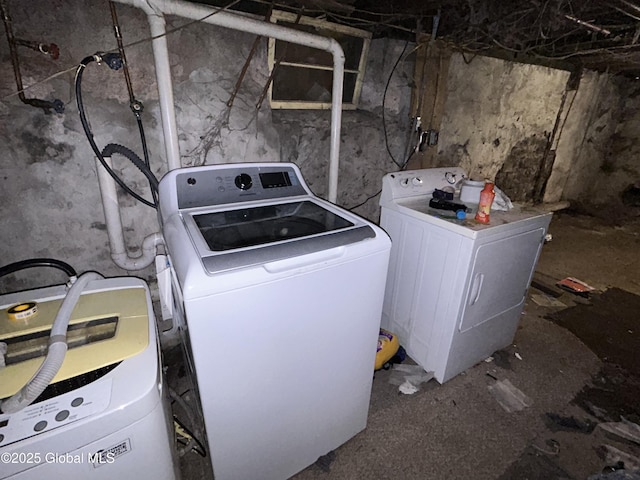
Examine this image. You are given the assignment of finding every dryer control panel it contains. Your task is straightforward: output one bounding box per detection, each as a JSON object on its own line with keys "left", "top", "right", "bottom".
{"left": 380, "top": 167, "right": 467, "bottom": 202}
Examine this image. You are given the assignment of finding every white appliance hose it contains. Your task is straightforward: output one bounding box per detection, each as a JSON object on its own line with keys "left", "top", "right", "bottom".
{"left": 0, "top": 271, "right": 103, "bottom": 414}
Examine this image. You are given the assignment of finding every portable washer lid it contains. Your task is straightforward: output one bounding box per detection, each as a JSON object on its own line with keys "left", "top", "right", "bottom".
{"left": 0, "top": 286, "right": 150, "bottom": 399}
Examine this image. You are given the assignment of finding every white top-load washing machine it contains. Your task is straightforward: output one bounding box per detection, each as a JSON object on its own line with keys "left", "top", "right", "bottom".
{"left": 0, "top": 277, "right": 179, "bottom": 480}
{"left": 159, "top": 162, "right": 391, "bottom": 480}
{"left": 380, "top": 167, "right": 552, "bottom": 383}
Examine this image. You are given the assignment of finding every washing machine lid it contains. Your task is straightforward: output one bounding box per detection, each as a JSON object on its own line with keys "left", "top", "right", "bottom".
{"left": 0, "top": 285, "right": 150, "bottom": 399}
{"left": 182, "top": 198, "right": 376, "bottom": 274}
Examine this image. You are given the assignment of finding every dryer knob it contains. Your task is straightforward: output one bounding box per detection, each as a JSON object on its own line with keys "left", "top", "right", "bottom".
{"left": 400, "top": 178, "right": 410, "bottom": 187}
{"left": 412, "top": 177, "right": 423, "bottom": 186}
{"left": 234, "top": 173, "right": 253, "bottom": 190}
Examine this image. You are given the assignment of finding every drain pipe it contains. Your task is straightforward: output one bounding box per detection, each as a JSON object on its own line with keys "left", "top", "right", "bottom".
{"left": 113, "top": 0, "right": 345, "bottom": 203}
{"left": 96, "top": 157, "right": 164, "bottom": 270}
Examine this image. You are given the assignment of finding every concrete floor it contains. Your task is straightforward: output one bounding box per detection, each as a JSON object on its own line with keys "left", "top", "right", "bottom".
{"left": 169, "top": 211, "right": 640, "bottom": 480}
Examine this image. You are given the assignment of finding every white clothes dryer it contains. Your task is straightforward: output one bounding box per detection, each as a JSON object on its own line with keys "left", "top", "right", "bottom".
{"left": 159, "top": 162, "right": 391, "bottom": 480}
{"left": 380, "top": 168, "right": 552, "bottom": 383}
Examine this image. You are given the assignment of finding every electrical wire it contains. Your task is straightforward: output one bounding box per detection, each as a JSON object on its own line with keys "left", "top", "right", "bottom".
{"left": 382, "top": 40, "right": 410, "bottom": 169}
{"left": 348, "top": 188, "right": 382, "bottom": 211}
{"left": 349, "top": 40, "right": 415, "bottom": 212}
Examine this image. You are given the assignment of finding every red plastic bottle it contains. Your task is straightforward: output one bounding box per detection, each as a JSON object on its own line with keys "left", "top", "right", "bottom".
{"left": 474, "top": 182, "right": 495, "bottom": 224}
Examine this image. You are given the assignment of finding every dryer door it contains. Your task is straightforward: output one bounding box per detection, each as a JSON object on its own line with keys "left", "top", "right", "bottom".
{"left": 459, "top": 227, "right": 545, "bottom": 332}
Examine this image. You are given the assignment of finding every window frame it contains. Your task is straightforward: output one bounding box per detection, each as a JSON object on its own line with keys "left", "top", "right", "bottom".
{"left": 267, "top": 10, "right": 372, "bottom": 110}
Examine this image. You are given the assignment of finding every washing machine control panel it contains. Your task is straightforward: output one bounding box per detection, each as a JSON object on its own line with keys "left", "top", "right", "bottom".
{"left": 0, "top": 378, "right": 112, "bottom": 447}
{"left": 175, "top": 164, "right": 310, "bottom": 209}
{"left": 234, "top": 173, "right": 253, "bottom": 190}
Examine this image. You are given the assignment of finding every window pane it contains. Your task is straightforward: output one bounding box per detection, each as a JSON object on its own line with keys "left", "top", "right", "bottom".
{"left": 275, "top": 23, "right": 364, "bottom": 71}
{"left": 272, "top": 66, "right": 357, "bottom": 103}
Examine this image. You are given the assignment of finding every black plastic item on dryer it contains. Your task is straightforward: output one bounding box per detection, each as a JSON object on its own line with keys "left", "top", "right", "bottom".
{"left": 429, "top": 198, "right": 469, "bottom": 212}
{"left": 433, "top": 188, "right": 454, "bottom": 201}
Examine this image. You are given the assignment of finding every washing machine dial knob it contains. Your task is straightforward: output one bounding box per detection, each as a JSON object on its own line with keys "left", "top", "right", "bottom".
{"left": 400, "top": 178, "right": 410, "bottom": 187}
{"left": 412, "top": 177, "right": 423, "bottom": 186}
{"left": 234, "top": 173, "right": 253, "bottom": 190}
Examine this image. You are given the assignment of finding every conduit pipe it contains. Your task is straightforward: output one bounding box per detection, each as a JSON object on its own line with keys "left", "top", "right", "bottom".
{"left": 96, "top": 157, "right": 164, "bottom": 270}
{"left": 113, "top": 0, "right": 345, "bottom": 203}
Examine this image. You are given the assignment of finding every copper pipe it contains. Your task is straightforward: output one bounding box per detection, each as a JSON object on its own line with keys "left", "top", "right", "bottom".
{"left": 0, "top": 0, "right": 63, "bottom": 113}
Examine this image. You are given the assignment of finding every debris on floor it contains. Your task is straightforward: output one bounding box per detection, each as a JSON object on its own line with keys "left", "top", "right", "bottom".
{"left": 315, "top": 451, "right": 337, "bottom": 473}
{"left": 498, "top": 445, "right": 572, "bottom": 480}
{"left": 598, "top": 418, "right": 640, "bottom": 445}
{"left": 488, "top": 379, "right": 532, "bottom": 412}
{"left": 388, "top": 364, "right": 434, "bottom": 394}
{"left": 531, "top": 293, "right": 567, "bottom": 308}
{"left": 588, "top": 470, "right": 640, "bottom": 480}
{"left": 531, "top": 271, "right": 566, "bottom": 297}
{"left": 557, "top": 276, "right": 596, "bottom": 296}
{"left": 596, "top": 444, "right": 640, "bottom": 472}
{"left": 544, "top": 413, "right": 596, "bottom": 433}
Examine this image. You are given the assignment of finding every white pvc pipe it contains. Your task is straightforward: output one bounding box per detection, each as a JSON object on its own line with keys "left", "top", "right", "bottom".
{"left": 146, "top": 13, "right": 182, "bottom": 171}
{"left": 114, "top": 0, "right": 345, "bottom": 202}
{"left": 96, "top": 157, "right": 164, "bottom": 270}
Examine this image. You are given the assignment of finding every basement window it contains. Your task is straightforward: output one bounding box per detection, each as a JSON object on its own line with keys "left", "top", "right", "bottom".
{"left": 268, "top": 11, "right": 371, "bottom": 109}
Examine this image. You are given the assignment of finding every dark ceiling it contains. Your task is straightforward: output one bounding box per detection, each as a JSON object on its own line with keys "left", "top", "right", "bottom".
{"left": 211, "top": 0, "right": 640, "bottom": 77}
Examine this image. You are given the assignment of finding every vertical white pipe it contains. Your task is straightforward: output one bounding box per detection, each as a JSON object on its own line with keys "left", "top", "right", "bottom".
{"left": 96, "top": 157, "right": 163, "bottom": 270}
{"left": 144, "top": 11, "right": 182, "bottom": 170}
{"left": 328, "top": 51, "right": 345, "bottom": 203}
{"left": 114, "top": 0, "right": 345, "bottom": 202}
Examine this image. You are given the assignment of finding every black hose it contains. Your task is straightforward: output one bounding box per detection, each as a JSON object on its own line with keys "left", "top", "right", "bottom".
{"left": 102, "top": 143, "right": 159, "bottom": 192}
{"left": 0, "top": 258, "right": 77, "bottom": 279}
{"left": 75, "top": 56, "right": 157, "bottom": 208}
{"left": 134, "top": 116, "right": 159, "bottom": 205}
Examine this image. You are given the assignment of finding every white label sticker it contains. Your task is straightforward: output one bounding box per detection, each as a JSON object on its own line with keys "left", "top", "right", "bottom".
{"left": 91, "top": 438, "right": 131, "bottom": 468}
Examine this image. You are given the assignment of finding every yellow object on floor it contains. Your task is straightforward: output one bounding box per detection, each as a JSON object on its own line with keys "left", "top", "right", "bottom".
{"left": 375, "top": 328, "right": 400, "bottom": 370}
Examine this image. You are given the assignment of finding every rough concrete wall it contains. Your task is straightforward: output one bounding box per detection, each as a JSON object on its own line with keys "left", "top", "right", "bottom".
{"left": 589, "top": 79, "right": 640, "bottom": 211}
{"left": 437, "top": 53, "right": 570, "bottom": 201}
{"left": 0, "top": 1, "right": 164, "bottom": 292}
{"left": 545, "top": 71, "right": 623, "bottom": 206}
{"left": 0, "top": 0, "right": 412, "bottom": 292}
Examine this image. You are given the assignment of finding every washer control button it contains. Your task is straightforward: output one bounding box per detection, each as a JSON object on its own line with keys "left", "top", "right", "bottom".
{"left": 34, "top": 420, "right": 47, "bottom": 432}
{"left": 234, "top": 173, "right": 252, "bottom": 190}
{"left": 71, "top": 397, "right": 83, "bottom": 407}
{"left": 55, "top": 410, "right": 70, "bottom": 422}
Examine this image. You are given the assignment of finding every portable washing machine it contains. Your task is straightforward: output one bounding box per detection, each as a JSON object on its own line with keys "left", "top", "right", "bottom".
{"left": 159, "top": 162, "right": 391, "bottom": 480}
{"left": 0, "top": 276, "right": 180, "bottom": 480}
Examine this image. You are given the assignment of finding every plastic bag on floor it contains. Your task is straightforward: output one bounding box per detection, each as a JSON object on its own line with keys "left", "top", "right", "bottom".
{"left": 388, "top": 364, "right": 434, "bottom": 394}
{"left": 488, "top": 379, "right": 532, "bottom": 412}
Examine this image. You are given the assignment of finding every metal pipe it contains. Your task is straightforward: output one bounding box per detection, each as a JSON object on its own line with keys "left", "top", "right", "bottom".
{"left": 113, "top": 0, "right": 345, "bottom": 202}
{"left": 0, "top": 0, "right": 64, "bottom": 113}
{"left": 109, "top": 1, "right": 136, "bottom": 105}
